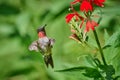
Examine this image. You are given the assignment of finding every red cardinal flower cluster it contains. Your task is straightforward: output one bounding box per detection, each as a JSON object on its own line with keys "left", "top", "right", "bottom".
{"left": 66, "top": 0, "right": 105, "bottom": 33}
{"left": 71, "top": 0, "right": 105, "bottom": 12}
{"left": 65, "top": 0, "right": 105, "bottom": 42}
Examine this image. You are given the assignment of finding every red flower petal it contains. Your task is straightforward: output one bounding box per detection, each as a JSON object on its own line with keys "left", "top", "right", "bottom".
{"left": 85, "top": 20, "right": 98, "bottom": 32}
{"left": 65, "top": 13, "right": 75, "bottom": 23}
{"left": 65, "top": 12, "right": 83, "bottom": 23}
{"left": 80, "top": 1, "right": 93, "bottom": 12}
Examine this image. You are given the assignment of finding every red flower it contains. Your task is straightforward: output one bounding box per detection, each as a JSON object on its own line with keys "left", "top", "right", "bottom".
{"left": 65, "top": 13, "right": 76, "bottom": 23}
{"left": 65, "top": 13, "right": 83, "bottom": 23}
{"left": 93, "top": 0, "right": 105, "bottom": 7}
{"left": 85, "top": 20, "right": 98, "bottom": 32}
{"left": 71, "top": 0, "right": 81, "bottom": 4}
{"left": 80, "top": 1, "right": 93, "bottom": 12}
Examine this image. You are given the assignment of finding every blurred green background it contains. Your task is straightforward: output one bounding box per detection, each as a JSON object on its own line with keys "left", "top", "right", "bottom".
{"left": 0, "top": 0, "right": 120, "bottom": 80}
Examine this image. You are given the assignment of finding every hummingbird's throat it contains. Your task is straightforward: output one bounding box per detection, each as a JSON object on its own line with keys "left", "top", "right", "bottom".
{"left": 38, "top": 32, "right": 46, "bottom": 38}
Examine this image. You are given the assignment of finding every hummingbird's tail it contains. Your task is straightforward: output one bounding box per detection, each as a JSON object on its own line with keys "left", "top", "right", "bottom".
{"left": 44, "top": 54, "right": 54, "bottom": 68}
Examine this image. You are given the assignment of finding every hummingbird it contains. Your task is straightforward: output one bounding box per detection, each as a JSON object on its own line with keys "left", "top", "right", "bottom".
{"left": 29, "top": 24, "right": 55, "bottom": 68}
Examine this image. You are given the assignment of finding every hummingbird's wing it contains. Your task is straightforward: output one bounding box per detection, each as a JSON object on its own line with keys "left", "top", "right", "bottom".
{"left": 29, "top": 40, "right": 39, "bottom": 52}
{"left": 49, "top": 38, "right": 55, "bottom": 47}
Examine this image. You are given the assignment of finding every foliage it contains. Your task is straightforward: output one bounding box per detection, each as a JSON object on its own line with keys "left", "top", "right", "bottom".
{"left": 0, "top": 0, "right": 120, "bottom": 80}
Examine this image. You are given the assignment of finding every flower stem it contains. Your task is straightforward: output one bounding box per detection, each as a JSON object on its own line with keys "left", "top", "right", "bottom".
{"left": 93, "top": 30, "right": 107, "bottom": 65}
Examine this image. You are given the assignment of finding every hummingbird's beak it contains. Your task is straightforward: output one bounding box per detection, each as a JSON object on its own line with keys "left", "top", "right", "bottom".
{"left": 37, "top": 24, "right": 47, "bottom": 33}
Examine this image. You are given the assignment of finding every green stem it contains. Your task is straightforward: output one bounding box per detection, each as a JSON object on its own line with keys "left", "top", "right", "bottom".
{"left": 93, "top": 30, "right": 107, "bottom": 65}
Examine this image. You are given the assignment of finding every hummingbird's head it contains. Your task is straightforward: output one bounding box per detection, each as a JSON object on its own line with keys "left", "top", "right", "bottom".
{"left": 37, "top": 24, "right": 47, "bottom": 38}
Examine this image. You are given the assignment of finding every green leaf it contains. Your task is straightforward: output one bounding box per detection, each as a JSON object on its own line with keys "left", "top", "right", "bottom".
{"left": 85, "top": 55, "right": 96, "bottom": 67}
{"left": 55, "top": 66, "right": 86, "bottom": 72}
{"left": 55, "top": 66, "right": 103, "bottom": 79}
{"left": 93, "top": 58, "right": 101, "bottom": 67}
{"left": 106, "top": 65, "right": 115, "bottom": 80}
{"left": 102, "top": 45, "right": 111, "bottom": 50}
{"left": 55, "top": 66, "right": 91, "bottom": 80}
{"left": 82, "top": 67, "right": 102, "bottom": 79}
{"left": 104, "top": 30, "right": 120, "bottom": 48}
{"left": 104, "top": 29, "right": 110, "bottom": 44}
{"left": 103, "top": 30, "right": 111, "bottom": 49}
{"left": 103, "top": 30, "right": 120, "bottom": 62}
{"left": 99, "top": 65, "right": 115, "bottom": 80}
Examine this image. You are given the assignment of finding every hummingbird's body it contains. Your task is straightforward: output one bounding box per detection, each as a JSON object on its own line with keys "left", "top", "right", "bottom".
{"left": 29, "top": 25, "right": 55, "bottom": 68}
